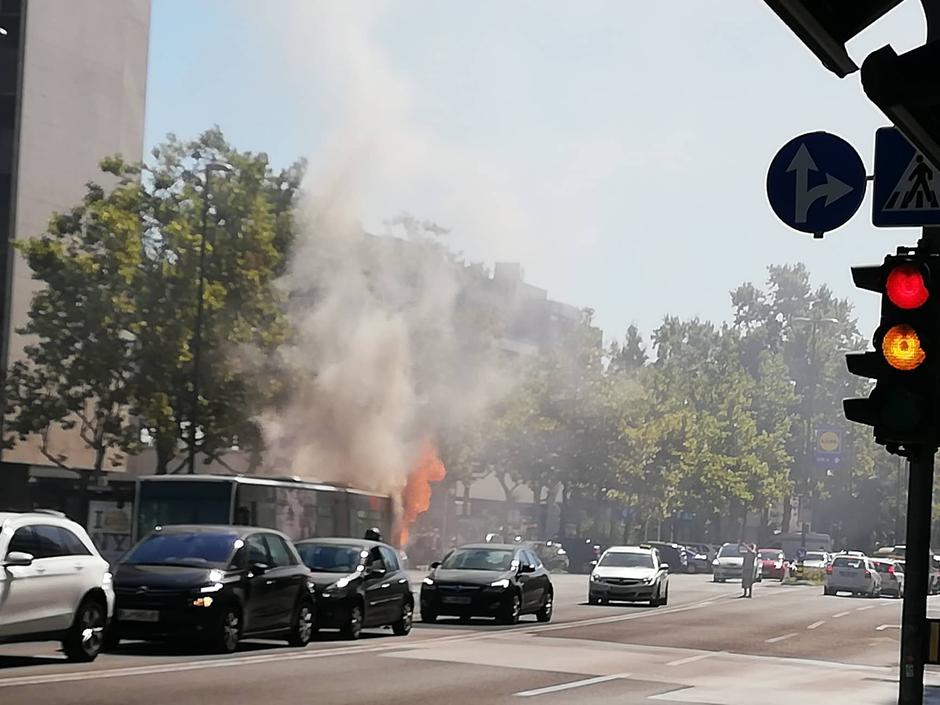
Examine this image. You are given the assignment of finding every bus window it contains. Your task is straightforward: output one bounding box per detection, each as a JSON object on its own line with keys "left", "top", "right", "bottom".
{"left": 235, "top": 484, "right": 278, "bottom": 532}
{"left": 137, "top": 481, "right": 233, "bottom": 537}
{"left": 348, "top": 494, "right": 391, "bottom": 540}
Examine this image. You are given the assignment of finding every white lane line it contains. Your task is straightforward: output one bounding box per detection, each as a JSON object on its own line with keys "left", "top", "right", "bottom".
{"left": 514, "top": 674, "right": 629, "bottom": 697}
{"left": 832, "top": 611, "right": 851, "bottom": 618}
{"left": 807, "top": 620, "right": 825, "bottom": 630}
{"left": 876, "top": 624, "right": 901, "bottom": 631}
{"left": 857, "top": 605, "right": 877, "bottom": 611}
{"left": 666, "top": 652, "right": 720, "bottom": 667}
{"left": 765, "top": 633, "right": 798, "bottom": 644}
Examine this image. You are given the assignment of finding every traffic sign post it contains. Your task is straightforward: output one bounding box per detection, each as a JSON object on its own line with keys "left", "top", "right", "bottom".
{"left": 874, "top": 128, "right": 940, "bottom": 227}
{"left": 767, "top": 132, "right": 867, "bottom": 238}
{"left": 814, "top": 428, "right": 843, "bottom": 467}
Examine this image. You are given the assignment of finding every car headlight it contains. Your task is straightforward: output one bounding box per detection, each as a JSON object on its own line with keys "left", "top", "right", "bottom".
{"left": 328, "top": 576, "right": 353, "bottom": 591}
{"left": 101, "top": 571, "right": 113, "bottom": 588}
{"left": 423, "top": 577, "right": 435, "bottom": 586}
{"left": 192, "top": 596, "right": 214, "bottom": 608}
{"left": 489, "top": 578, "right": 511, "bottom": 588}
{"left": 590, "top": 572, "right": 601, "bottom": 582}
{"left": 712, "top": 559, "right": 719, "bottom": 566}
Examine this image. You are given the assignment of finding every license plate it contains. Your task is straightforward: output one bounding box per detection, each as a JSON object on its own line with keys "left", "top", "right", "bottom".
{"left": 118, "top": 608, "right": 159, "bottom": 622}
{"left": 442, "top": 596, "right": 472, "bottom": 605}
{"left": 839, "top": 571, "right": 856, "bottom": 577}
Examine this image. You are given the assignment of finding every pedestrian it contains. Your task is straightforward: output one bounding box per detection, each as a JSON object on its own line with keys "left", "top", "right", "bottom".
{"left": 741, "top": 543, "right": 757, "bottom": 598}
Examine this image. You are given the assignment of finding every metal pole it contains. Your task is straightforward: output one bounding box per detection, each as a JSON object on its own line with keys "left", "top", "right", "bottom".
{"left": 897, "top": 455, "right": 904, "bottom": 544}
{"left": 187, "top": 169, "right": 212, "bottom": 475}
{"left": 899, "top": 447, "right": 934, "bottom": 705}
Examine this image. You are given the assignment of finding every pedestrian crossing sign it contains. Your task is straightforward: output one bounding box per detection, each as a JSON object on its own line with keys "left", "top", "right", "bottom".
{"left": 874, "top": 127, "right": 940, "bottom": 227}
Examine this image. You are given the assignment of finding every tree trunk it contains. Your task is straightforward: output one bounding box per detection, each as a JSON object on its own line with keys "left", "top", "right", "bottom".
{"left": 781, "top": 493, "right": 792, "bottom": 534}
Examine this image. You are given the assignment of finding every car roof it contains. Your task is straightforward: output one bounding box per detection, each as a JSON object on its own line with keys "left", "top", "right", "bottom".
{"left": 459, "top": 543, "right": 520, "bottom": 551}
{"left": 606, "top": 545, "right": 653, "bottom": 554}
{"left": 0, "top": 511, "right": 80, "bottom": 528}
{"left": 295, "top": 537, "right": 387, "bottom": 549}
{"left": 150, "top": 524, "right": 287, "bottom": 539}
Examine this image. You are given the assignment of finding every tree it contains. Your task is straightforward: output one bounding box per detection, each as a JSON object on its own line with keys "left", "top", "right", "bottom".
{"left": 4, "top": 128, "right": 305, "bottom": 475}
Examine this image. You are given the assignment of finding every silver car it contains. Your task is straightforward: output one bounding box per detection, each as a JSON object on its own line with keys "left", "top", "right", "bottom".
{"left": 712, "top": 543, "right": 762, "bottom": 583}
{"left": 871, "top": 558, "right": 904, "bottom": 598}
{"left": 824, "top": 555, "right": 882, "bottom": 597}
{"left": 588, "top": 546, "right": 669, "bottom": 607}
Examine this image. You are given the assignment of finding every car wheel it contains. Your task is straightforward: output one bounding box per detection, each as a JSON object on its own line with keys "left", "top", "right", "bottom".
{"left": 341, "top": 603, "right": 364, "bottom": 640}
{"left": 212, "top": 607, "right": 242, "bottom": 654}
{"left": 500, "top": 592, "right": 521, "bottom": 625}
{"left": 536, "top": 592, "right": 553, "bottom": 623}
{"left": 392, "top": 602, "right": 414, "bottom": 636}
{"left": 62, "top": 596, "right": 107, "bottom": 662}
{"left": 661, "top": 585, "right": 669, "bottom": 606}
{"left": 823, "top": 587, "right": 833, "bottom": 596}
{"left": 288, "top": 598, "right": 315, "bottom": 647}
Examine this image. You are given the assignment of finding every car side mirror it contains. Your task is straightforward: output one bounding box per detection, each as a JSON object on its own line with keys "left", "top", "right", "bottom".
{"left": 249, "top": 562, "right": 270, "bottom": 576}
{"left": 3, "top": 551, "right": 33, "bottom": 567}
{"left": 520, "top": 563, "right": 536, "bottom": 574}
{"left": 661, "top": 562, "right": 670, "bottom": 571}
{"left": 430, "top": 561, "right": 441, "bottom": 570}
{"left": 365, "top": 567, "right": 387, "bottom": 580}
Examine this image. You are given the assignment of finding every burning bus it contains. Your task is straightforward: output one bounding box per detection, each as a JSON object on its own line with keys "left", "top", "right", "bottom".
{"left": 131, "top": 474, "right": 392, "bottom": 543}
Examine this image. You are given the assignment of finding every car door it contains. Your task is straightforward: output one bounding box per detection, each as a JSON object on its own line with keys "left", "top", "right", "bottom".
{"left": 261, "top": 534, "right": 305, "bottom": 630}
{"left": 242, "top": 533, "right": 278, "bottom": 633}
{"left": 16, "top": 525, "right": 78, "bottom": 633}
{"left": 379, "top": 545, "right": 410, "bottom": 622}
{"left": 525, "top": 550, "right": 547, "bottom": 608}
{"left": 0, "top": 525, "right": 44, "bottom": 637}
{"left": 51, "top": 525, "right": 99, "bottom": 619}
{"left": 362, "top": 547, "right": 393, "bottom": 626}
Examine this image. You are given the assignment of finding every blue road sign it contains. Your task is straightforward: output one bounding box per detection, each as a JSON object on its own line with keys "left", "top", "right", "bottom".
{"left": 796, "top": 547, "right": 807, "bottom": 562}
{"left": 873, "top": 127, "right": 940, "bottom": 227}
{"left": 767, "top": 132, "right": 867, "bottom": 235}
{"left": 814, "top": 428, "right": 842, "bottom": 467}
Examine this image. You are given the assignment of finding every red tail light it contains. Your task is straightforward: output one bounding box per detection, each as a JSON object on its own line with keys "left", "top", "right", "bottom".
{"left": 888, "top": 565, "right": 896, "bottom": 575}
{"left": 826, "top": 565, "right": 833, "bottom": 575}
{"left": 864, "top": 570, "right": 872, "bottom": 577}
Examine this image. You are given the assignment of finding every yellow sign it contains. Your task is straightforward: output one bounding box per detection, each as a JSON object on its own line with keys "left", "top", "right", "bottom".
{"left": 818, "top": 430, "right": 841, "bottom": 454}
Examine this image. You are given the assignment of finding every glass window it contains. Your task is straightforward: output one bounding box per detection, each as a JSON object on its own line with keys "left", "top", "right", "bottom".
{"left": 348, "top": 493, "right": 390, "bottom": 541}
{"left": 831, "top": 557, "right": 864, "bottom": 569}
{"left": 31, "top": 525, "right": 67, "bottom": 558}
{"left": 245, "top": 534, "right": 270, "bottom": 566}
{"left": 365, "top": 547, "right": 386, "bottom": 571}
{"left": 7, "top": 526, "right": 38, "bottom": 557}
{"left": 440, "top": 548, "right": 515, "bottom": 571}
{"left": 296, "top": 543, "right": 364, "bottom": 573}
{"left": 599, "top": 552, "right": 654, "bottom": 569}
{"left": 56, "top": 527, "right": 91, "bottom": 556}
{"left": 124, "top": 531, "right": 239, "bottom": 567}
{"left": 379, "top": 546, "right": 400, "bottom": 571}
{"left": 718, "top": 544, "right": 744, "bottom": 557}
{"left": 137, "top": 480, "right": 233, "bottom": 536}
{"left": 264, "top": 534, "right": 296, "bottom": 567}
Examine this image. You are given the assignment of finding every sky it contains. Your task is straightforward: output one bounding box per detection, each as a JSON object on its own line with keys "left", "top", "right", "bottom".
{"left": 144, "top": 0, "right": 929, "bottom": 344}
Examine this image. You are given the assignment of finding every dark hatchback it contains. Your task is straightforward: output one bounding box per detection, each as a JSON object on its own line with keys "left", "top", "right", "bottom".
{"left": 109, "top": 525, "right": 317, "bottom": 653}
{"left": 295, "top": 537, "right": 413, "bottom": 640}
{"left": 421, "top": 544, "right": 553, "bottom": 624}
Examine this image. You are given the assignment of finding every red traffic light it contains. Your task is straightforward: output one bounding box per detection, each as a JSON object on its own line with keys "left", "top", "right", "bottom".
{"left": 886, "top": 264, "right": 929, "bottom": 309}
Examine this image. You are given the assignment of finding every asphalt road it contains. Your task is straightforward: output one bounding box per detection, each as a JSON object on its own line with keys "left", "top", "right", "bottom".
{"left": 0, "top": 572, "right": 933, "bottom": 705}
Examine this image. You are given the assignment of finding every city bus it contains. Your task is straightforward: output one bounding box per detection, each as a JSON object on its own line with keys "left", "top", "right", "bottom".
{"left": 132, "top": 474, "right": 393, "bottom": 542}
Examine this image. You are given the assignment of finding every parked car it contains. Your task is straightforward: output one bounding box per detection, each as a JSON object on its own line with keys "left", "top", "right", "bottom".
{"left": 758, "top": 548, "right": 788, "bottom": 581}
{"left": 421, "top": 544, "right": 553, "bottom": 624}
{"left": 682, "top": 543, "right": 714, "bottom": 574}
{"left": 646, "top": 542, "right": 689, "bottom": 574}
{"left": 109, "top": 525, "right": 316, "bottom": 653}
{"left": 526, "top": 541, "right": 570, "bottom": 572}
{"left": 870, "top": 558, "right": 904, "bottom": 598}
{"left": 294, "top": 537, "right": 413, "bottom": 640}
{"left": 712, "top": 543, "right": 762, "bottom": 583}
{"left": 588, "top": 545, "right": 669, "bottom": 606}
{"left": 789, "top": 550, "right": 831, "bottom": 581}
{"left": 0, "top": 510, "right": 114, "bottom": 662}
{"left": 824, "top": 555, "right": 882, "bottom": 597}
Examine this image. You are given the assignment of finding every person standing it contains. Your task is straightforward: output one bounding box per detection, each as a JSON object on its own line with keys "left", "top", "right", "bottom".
{"left": 741, "top": 543, "right": 757, "bottom": 598}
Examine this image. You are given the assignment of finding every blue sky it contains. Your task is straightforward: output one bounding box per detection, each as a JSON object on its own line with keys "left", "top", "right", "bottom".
{"left": 145, "top": 1, "right": 928, "bottom": 342}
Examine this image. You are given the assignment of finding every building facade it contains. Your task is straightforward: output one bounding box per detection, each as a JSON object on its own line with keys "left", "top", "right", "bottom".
{"left": 0, "top": 0, "right": 150, "bottom": 513}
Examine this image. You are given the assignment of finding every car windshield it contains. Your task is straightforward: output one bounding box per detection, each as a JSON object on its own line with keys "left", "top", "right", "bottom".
{"left": 440, "top": 548, "right": 516, "bottom": 571}
{"left": 758, "top": 551, "right": 781, "bottom": 560}
{"left": 718, "top": 545, "right": 744, "bottom": 557}
{"left": 123, "top": 532, "right": 238, "bottom": 568}
{"left": 599, "top": 552, "right": 654, "bottom": 568}
{"left": 296, "top": 543, "right": 364, "bottom": 573}
{"left": 872, "top": 562, "right": 893, "bottom": 573}
{"left": 805, "top": 553, "right": 827, "bottom": 562}
{"left": 832, "top": 557, "right": 865, "bottom": 569}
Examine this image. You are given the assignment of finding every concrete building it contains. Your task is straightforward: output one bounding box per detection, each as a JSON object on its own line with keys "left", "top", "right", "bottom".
{"left": 0, "top": 0, "right": 150, "bottom": 513}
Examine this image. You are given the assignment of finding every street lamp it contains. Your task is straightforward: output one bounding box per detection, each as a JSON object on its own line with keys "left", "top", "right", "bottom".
{"left": 188, "top": 161, "right": 233, "bottom": 475}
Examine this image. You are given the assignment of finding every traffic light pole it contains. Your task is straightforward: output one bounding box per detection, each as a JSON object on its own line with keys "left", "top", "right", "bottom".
{"left": 900, "top": 446, "right": 934, "bottom": 705}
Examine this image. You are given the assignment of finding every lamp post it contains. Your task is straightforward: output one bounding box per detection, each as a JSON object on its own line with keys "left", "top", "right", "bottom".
{"left": 791, "top": 314, "right": 839, "bottom": 544}
{"left": 187, "top": 161, "right": 233, "bottom": 475}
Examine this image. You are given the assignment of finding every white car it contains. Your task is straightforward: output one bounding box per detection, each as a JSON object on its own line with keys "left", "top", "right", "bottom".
{"left": 0, "top": 511, "right": 115, "bottom": 661}
{"left": 712, "top": 543, "right": 762, "bottom": 583}
{"left": 824, "top": 555, "right": 882, "bottom": 597}
{"left": 588, "top": 545, "right": 669, "bottom": 606}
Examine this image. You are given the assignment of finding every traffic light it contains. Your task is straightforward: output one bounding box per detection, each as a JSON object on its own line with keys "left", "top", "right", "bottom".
{"left": 764, "top": 0, "right": 905, "bottom": 77}
{"left": 844, "top": 251, "right": 940, "bottom": 454}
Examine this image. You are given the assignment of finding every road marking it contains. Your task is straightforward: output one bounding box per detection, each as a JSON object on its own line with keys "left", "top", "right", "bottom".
{"left": 666, "top": 652, "right": 720, "bottom": 667}
{"left": 806, "top": 621, "right": 825, "bottom": 630}
{"left": 857, "top": 605, "right": 877, "bottom": 611}
{"left": 832, "top": 611, "right": 851, "bottom": 618}
{"left": 514, "top": 674, "right": 628, "bottom": 697}
{"left": 876, "top": 624, "right": 901, "bottom": 631}
{"left": 765, "top": 633, "right": 798, "bottom": 644}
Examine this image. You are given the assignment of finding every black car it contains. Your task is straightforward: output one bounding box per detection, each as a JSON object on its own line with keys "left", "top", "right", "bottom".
{"left": 421, "top": 544, "right": 553, "bottom": 624}
{"left": 294, "top": 537, "right": 413, "bottom": 640}
{"left": 109, "top": 525, "right": 316, "bottom": 653}
{"left": 646, "top": 541, "right": 689, "bottom": 573}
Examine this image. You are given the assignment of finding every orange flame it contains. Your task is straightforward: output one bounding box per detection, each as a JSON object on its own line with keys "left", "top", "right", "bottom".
{"left": 394, "top": 442, "right": 446, "bottom": 547}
